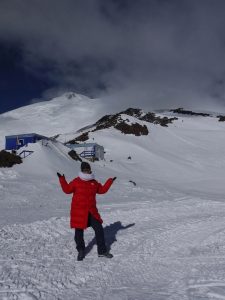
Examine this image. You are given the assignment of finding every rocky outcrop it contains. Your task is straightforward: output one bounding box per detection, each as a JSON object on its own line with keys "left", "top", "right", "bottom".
{"left": 140, "top": 113, "right": 177, "bottom": 127}
{"left": 93, "top": 114, "right": 119, "bottom": 131}
{"left": 0, "top": 150, "right": 22, "bottom": 168}
{"left": 121, "top": 108, "right": 178, "bottom": 126}
{"left": 217, "top": 115, "right": 225, "bottom": 122}
{"left": 66, "top": 107, "right": 177, "bottom": 144}
{"left": 115, "top": 121, "right": 148, "bottom": 136}
{"left": 92, "top": 112, "right": 149, "bottom": 136}
{"left": 121, "top": 108, "right": 143, "bottom": 118}
{"left": 170, "top": 108, "right": 210, "bottom": 117}
{"left": 68, "top": 150, "right": 82, "bottom": 161}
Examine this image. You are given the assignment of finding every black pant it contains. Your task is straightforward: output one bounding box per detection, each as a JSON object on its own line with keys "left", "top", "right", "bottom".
{"left": 74, "top": 213, "right": 107, "bottom": 255}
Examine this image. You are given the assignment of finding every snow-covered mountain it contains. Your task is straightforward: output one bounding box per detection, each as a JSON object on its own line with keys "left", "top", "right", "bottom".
{"left": 0, "top": 92, "right": 105, "bottom": 147}
{"left": 1, "top": 93, "right": 225, "bottom": 299}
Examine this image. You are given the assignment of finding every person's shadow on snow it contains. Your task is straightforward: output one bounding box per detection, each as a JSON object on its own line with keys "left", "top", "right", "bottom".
{"left": 85, "top": 221, "right": 135, "bottom": 255}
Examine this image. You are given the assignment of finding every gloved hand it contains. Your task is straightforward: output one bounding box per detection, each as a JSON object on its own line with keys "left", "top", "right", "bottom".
{"left": 112, "top": 177, "right": 117, "bottom": 181}
{"left": 57, "top": 172, "right": 64, "bottom": 178}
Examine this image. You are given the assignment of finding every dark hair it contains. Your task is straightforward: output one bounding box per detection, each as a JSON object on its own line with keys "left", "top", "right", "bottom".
{"left": 81, "top": 162, "right": 91, "bottom": 171}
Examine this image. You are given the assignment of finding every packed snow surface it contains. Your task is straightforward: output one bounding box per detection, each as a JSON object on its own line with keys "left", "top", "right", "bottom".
{"left": 0, "top": 94, "right": 225, "bottom": 299}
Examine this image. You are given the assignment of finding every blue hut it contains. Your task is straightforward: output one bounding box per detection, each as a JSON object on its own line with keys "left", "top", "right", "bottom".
{"left": 5, "top": 133, "right": 48, "bottom": 150}
{"left": 66, "top": 143, "right": 104, "bottom": 161}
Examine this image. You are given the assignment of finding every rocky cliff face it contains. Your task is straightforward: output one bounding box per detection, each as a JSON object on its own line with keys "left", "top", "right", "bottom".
{"left": 67, "top": 107, "right": 178, "bottom": 143}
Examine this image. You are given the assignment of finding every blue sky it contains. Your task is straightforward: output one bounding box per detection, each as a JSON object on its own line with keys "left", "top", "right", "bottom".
{"left": 0, "top": 43, "right": 52, "bottom": 113}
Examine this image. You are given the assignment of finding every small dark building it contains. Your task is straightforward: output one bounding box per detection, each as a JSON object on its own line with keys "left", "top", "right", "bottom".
{"left": 66, "top": 143, "right": 104, "bottom": 161}
{"left": 5, "top": 133, "right": 48, "bottom": 150}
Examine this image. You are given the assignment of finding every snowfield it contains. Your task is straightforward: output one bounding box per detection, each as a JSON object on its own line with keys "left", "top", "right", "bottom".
{"left": 1, "top": 94, "right": 225, "bottom": 299}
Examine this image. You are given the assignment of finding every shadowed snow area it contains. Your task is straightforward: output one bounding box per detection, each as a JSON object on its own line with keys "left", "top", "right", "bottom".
{"left": 0, "top": 94, "right": 225, "bottom": 299}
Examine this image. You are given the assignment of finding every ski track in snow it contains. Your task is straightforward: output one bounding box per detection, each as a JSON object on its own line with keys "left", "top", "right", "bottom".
{"left": 1, "top": 185, "right": 225, "bottom": 300}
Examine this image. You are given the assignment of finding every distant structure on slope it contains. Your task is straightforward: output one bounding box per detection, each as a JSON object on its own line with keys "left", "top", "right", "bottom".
{"left": 66, "top": 143, "right": 104, "bottom": 161}
{"left": 5, "top": 133, "right": 48, "bottom": 151}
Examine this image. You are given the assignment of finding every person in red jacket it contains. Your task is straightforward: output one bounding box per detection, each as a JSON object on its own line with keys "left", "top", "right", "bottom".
{"left": 57, "top": 161, "right": 116, "bottom": 261}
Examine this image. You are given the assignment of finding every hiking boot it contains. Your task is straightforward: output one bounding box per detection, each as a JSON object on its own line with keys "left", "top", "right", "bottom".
{"left": 98, "top": 252, "right": 113, "bottom": 258}
{"left": 77, "top": 250, "right": 85, "bottom": 261}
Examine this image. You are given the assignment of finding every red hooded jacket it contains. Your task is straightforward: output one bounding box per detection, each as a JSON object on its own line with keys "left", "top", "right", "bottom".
{"left": 59, "top": 175, "right": 113, "bottom": 229}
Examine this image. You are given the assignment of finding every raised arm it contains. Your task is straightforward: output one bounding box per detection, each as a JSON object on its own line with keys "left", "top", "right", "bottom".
{"left": 58, "top": 175, "right": 75, "bottom": 194}
{"left": 97, "top": 178, "right": 114, "bottom": 194}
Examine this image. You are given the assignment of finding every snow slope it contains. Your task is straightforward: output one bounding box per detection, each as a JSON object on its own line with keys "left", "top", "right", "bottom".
{"left": 1, "top": 95, "right": 225, "bottom": 300}
{"left": 0, "top": 92, "right": 104, "bottom": 148}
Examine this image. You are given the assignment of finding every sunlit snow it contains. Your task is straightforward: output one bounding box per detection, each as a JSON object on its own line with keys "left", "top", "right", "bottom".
{"left": 0, "top": 94, "right": 225, "bottom": 300}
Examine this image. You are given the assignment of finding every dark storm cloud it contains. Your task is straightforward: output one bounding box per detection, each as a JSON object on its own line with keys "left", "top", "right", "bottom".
{"left": 0, "top": 0, "right": 225, "bottom": 110}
